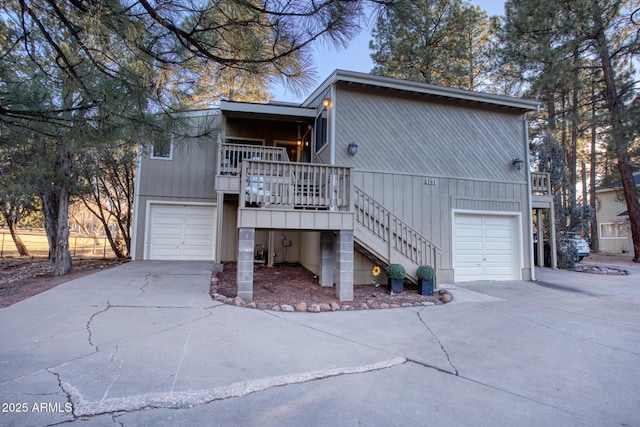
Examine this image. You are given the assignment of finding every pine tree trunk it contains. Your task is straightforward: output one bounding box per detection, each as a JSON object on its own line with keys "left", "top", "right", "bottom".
{"left": 594, "top": 28, "right": 640, "bottom": 262}
{"left": 53, "top": 185, "right": 72, "bottom": 276}
{"left": 6, "top": 218, "right": 30, "bottom": 256}
{"left": 589, "top": 97, "right": 599, "bottom": 252}
{"left": 41, "top": 185, "right": 72, "bottom": 275}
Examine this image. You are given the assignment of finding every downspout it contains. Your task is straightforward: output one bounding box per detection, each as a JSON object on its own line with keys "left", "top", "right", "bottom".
{"left": 524, "top": 113, "right": 536, "bottom": 282}
{"left": 130, "top": 143, "right": 144, "bottom": 260}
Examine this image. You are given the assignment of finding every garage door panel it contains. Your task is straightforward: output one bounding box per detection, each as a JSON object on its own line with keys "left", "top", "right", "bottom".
{"left": 454, "top": 214, "right": 519, "bottom": 282}
{"left": 148, "top": 204, "right": 216, "bottom": 261}
{"left": 485, "top": 241, "right": 512, "bottom": 251}
{"left": 455, "top": 241, "right": 484, "bottom": 251}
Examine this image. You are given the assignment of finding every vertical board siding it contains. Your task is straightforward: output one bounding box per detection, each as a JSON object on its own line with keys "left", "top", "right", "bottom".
{"left": 353, "top": 170, "right": 529, "bottom": 272}
{"left": 334, "top": 87, "right": 527, "bottom": 185}
{"left": 139, "top": 113, "right": 220, "bottom": 200}
{"left": 596, "top": 189, "right": 632, "bottom": 253}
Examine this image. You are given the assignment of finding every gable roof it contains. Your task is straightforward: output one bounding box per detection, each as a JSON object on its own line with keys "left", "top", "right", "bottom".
{"left": 302, "top": 69, "right": 541, "bottom": 113}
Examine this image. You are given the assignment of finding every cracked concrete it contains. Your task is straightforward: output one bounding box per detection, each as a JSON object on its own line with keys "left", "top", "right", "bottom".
{"left": 1, "top": 261, "right": 639, "bottom": 426}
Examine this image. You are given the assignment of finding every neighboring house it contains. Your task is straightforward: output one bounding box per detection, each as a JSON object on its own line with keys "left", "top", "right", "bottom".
{"left": 131, "top": 69, "right": 549, "bottom": 301}
{"left": 594, "top": 172, "right": 640, "bottom": 253}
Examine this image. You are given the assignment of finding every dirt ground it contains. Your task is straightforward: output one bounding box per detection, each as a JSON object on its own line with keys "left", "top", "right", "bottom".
{"left": 0, "top": 257, "right": 121, "bottom": 308}
{"left": 212, "top": 262, "right": 448, "bottom": 310}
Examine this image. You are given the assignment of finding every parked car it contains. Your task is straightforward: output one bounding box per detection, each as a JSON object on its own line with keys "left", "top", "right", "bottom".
{"left": 570, "top": 234, "right": 590, "bottom": 261}
{"left": 534, "top": 232, "right": 590, "bottom": 265}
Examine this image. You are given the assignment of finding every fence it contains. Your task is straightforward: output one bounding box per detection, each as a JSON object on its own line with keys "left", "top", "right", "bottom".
{"left": 0, "top": 230, "right": 117, "bottom": 258}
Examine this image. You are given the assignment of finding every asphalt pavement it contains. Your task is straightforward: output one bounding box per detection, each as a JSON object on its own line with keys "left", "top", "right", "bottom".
{"left": 0, "top": 260, "right": 638, "bottom": 426}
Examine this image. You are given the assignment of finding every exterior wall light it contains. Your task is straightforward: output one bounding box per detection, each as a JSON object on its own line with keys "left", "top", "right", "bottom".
{"left": 513, "top": 157, "right": 524, "bottom": 171}
{"left": 348, "top": 142, "right": 358, "bottom": 156}
{"left": 322, "top": 98, "right": 331, "bottom": 108}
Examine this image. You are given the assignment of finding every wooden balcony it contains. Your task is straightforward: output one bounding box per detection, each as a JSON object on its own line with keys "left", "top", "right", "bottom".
{"left": 237, "top": 160, "right": 354, "bottom": 230}
{"left": 531, "top": 172, "right": 551, "bottom": 195}
{"left": 531, "top": 171, "right": 553, "bottom": 209}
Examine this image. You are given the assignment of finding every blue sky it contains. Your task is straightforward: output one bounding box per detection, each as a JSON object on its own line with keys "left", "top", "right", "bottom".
{"left": 272, "top": 0, "right": 505, "bottom": 102}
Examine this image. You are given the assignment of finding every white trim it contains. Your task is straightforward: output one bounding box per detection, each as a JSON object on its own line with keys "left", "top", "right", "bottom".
{"left": 451, "top": 210, "right": 523, "bottom": 282}
{"left": 150, "top": 140, "right": 173, "bottom": 160}
{"left": 524, "top": 113, "right": 535, "bottom": 281}
{"left": 144, "top": 200, "right": 217, "bottom": 260}
{"left": 130, "top": 144, "right": 144, "bottom": 260}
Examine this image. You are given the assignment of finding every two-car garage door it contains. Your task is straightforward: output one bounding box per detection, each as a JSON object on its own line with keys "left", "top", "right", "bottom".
{"left": 147, "top": 204, "right": 216, "bottom": 260}
{"left": 453, "top": 213, "right": 521, "bottom": 282}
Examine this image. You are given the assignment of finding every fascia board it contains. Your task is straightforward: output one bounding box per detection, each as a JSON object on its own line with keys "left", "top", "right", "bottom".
{"left": 303, "top": 69, "right": 541, "bottom": 112}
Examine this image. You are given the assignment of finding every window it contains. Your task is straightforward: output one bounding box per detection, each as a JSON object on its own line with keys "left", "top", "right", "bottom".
{"left": 600, "top": 223, "right": 629, "bottom": 239}
{"left": 151, "top": 135, "right": 172, "bottom": 159}
{"left": 315, "top": 108, "right": 327, "bottom": 152}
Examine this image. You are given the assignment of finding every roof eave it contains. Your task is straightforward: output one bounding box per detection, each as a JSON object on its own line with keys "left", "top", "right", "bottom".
{"left": 303, "top": 69, "right": 541, "bottom": 112}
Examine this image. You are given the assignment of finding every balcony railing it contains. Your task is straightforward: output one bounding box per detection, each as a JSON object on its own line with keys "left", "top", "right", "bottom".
{"left": 240, "top": 160, "right": 351, "bottom": 211}
{"left": 531, "top": 172, "right": 551, "bottom": 195}
{"left": 218, "top": 143, "right": 289, "bottom": 176}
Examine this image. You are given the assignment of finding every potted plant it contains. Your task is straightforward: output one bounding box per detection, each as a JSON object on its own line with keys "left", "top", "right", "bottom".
{"left": 386, "top": 263, "right": 406, "bottom": 295}
{"left": 416, "top": 265, "right": 436, "bottom": 296}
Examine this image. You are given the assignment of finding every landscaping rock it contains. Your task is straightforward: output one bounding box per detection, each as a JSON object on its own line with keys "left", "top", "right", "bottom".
{"left": 281, "top": 304, "right": 295, "bottom": 312}
{"left": 215, "top": 294, "right": 227, "bottom": 302}
{"left": 341, "top": 305, "right": 355, "bottom": 311}
{"left": 422, "top": 301, "right": 435, "bottom": 306}
{"left": 318, "top": 303, "right": 331, "bottom": 312}
{"left": 233, "top": 296, "right": 245, "bottom": 306}
{"left": 359, "top": 303, "right": 370, "bottom": 310}
{"left": 379, "top": 303, "right": 390, "bottom": 309}
{"left": 245, "top": 302, "right": 257, "bottom": 309}
{"left": 330, "top": 301, "right": 340, "bottom": 311}
{"left": 401, "top": 303, "right": 413, "bottom": 307}
{"left": 441, "top": 293, "right": 453, "bottom": 303}
{"left": 271, "top": 305, "right": 282, "bottom": 311}
{"left": 294, "top": 302, "right": 308, "bottom": 312}
{"left": 308, "top": 304, "right": 321, "bottom": 313}
{"left": 257, "top": 303, "right": 272, "bottom": 310}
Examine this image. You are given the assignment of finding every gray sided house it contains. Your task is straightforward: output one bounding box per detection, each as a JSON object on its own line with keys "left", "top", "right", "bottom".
{"left": 132, "top": 70, "right": 551, "bottom": 301}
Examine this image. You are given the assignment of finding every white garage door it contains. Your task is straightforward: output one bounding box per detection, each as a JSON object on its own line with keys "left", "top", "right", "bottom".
{"left": 453, "top": 213, "right": 520, "bottom": 282}
{"left": 148, "top": 204, "right": 216, "bottom": 260}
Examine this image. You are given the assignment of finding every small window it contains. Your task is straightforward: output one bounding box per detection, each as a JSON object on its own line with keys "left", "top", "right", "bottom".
{"left": 151, "top": 136, "right": 172, "bottom": 159}
{"left": 600, "top": 223, "right": 629, "bottom": 239}
{"left": 315, "top": 108, "right": 327, "bottom": 152}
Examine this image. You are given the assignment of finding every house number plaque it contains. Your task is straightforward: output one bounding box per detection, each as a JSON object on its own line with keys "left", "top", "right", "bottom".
{"left": 424, "top": 177, "right": 438, "bottom": 185}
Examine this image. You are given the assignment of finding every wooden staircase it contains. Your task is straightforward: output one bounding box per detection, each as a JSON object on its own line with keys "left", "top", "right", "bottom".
{"left": 353, "top": 187, "right": 440, "bottom": 285}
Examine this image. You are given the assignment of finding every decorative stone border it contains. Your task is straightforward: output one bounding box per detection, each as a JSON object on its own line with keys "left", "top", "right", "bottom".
{"left": 209, "top": 269, "right": 453, "bottom": 312}
{"left": 573, "top": 265, "right": 630, "bottom": 275}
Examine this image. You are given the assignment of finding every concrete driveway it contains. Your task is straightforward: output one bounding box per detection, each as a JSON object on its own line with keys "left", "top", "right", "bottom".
{"left": 0, "top": 261, "right": 638, "bottom": 426}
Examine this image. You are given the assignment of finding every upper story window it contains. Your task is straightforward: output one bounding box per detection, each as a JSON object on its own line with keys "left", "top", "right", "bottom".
{"left": 151, "top": 135, "right": 172, "bottom": 160}
{"left": 315, "top": 108, "right": 327, "bottom": 152}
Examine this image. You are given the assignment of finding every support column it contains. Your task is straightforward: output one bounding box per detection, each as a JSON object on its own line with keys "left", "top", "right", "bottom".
{"left": 320, "top": 231, "right": 335, "bottom": 287}
{"left": 549, "top": 204, "right": 558, "bottom": 269}
{"left": 335, "top": 230, "right": 354, "bottom": 301}
{"left": 536, "top": 209, "right": 545, "bottom": 267}
{"left": 237, "top": 227, "right": 255, "bottom": 301}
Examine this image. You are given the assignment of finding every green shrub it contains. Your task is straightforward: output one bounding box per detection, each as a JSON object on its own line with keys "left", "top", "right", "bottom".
{"left": 385, "top": 263, "right": 406, "bottom": 279}
{"left": 557, "top": 236, "right": 578, "bottom": 270}
{"left": 416, "top": 265, "right": 435, "bottom": 280}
